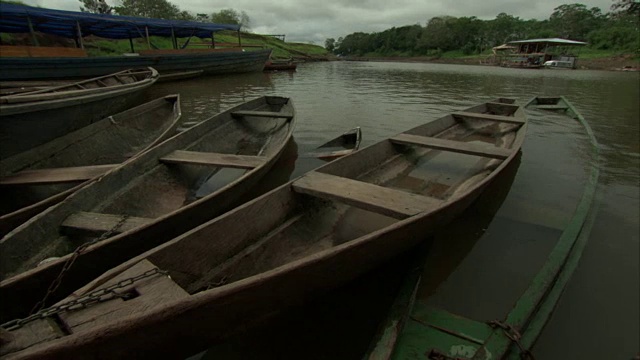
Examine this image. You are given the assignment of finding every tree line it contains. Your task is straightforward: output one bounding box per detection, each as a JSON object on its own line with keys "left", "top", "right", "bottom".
{"left": 78, "top": 0, "right": 251, "bottom": 30}
{"left": 325, "top": 2, "right": 639, "bottom": 56}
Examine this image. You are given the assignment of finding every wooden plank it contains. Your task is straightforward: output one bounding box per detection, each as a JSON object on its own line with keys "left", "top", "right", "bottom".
{"left": 60, "top": 259, "right": 188, "bottom": 334}
{"left": 534, "top": 104, "right": 568, "bottom": 110}
{"left": 292, "top": 171, "right": 441, "bottom": 219}
{"left": 60, "top": 212, "right": 153, "bottom": 237}
{"left": 390, "top": 133, "right": 512, "bottom": 160}
{"left": 160, "top": 150, "right": 266, "bottom": 169}
{"left": 0, "top": 46, "right": 87, "bottom": 58}
{"left": 0, "top": 164, "right": 117, "bottom": 185}
{"left": 452, "top": 111, "right": 525, "bottom": 124}
{"left": 231, "top": 110, "right": 293, "bottom": 120}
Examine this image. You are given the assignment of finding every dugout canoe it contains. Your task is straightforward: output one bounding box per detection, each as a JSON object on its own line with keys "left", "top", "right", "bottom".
{"left": 0, "top": 94, "right": 182, "bottom": 238}
{"left": 0, "top": 67, "right": 159, "bottom": 158}
{"left": 524, "top": 95, "right": 580, "bottom": 119}
{"left": 0, "top": 96, "right": 295, "bottom": 324}
{"left": 0, "top": 98, "right": 525, "bottom": 359}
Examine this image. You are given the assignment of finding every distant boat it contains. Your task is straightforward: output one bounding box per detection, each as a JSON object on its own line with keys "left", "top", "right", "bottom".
{"left": 0, "top": 99, "right": 526, "bottom": 359}
{"left": 264, "top": 59, "right": 297, "bottom": 71}
{"left": 0, "top": 94, "right": 182, "bottom": 238}
{"left": 0, "top": 67, "right": 159, "bottom": 157}
{"left": 304, "top": 127, "right": 362, "bottom": 160}
{"left": 0, "top": 4, "right": 273, "bottom": 80}
{"left": 0, "top": 96, "right": 296, "bottom": 326}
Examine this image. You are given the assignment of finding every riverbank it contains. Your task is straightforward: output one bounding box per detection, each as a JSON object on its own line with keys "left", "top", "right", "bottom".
{"left": 336, "top": 54, "right": 639, "bottom": 71}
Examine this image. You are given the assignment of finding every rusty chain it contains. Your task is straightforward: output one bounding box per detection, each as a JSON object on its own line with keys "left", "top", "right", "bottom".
{"left": 2, "top": 267, "right": 167, "bottom": 331}
{"left": 29, "top": 214, "right": 131, "bottom": 315}
{"left": 487, "top": 320, "right": 536, "bottom": 360}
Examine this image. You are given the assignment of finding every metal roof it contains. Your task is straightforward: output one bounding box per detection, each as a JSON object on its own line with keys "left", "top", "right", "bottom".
{"left": 0, "top": 3, "right": 240, "bottom": 40}
{"left": 507, "top": 38, "right": 588, "bottom": 46}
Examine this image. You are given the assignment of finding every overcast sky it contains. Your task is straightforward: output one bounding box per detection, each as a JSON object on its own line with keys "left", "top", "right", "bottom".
{"left": 20, "top": 0, "right": 615, "bottom": 44}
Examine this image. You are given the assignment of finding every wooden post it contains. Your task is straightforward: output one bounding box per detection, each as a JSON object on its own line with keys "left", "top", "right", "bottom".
{"left": 211, "top": 32, "right": 215, "bottom": 49}
{"left": 237, "top": 29, "right": 242, "bottom": 49}
{"left": 129, "top": 38, "right": 135, "bottom": 53}
{"left": 145, "top": 26, "right": 151, "bottom": 50}
{"left": 26, "top": 15, "right": 40, "bottom": 47}
{"left": 76, "top": 21, "right": 85, "bottom": 49}
{"left": 171, "top": 27, "right": 177, "bottom": 49}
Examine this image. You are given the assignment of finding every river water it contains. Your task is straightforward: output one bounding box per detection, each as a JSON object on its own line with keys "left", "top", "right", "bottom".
{"left": 143, "top": 61, "right": 639, "bottom": 360}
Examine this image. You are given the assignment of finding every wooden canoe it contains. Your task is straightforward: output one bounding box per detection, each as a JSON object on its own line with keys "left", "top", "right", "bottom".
{"left": 524, "top": 95, "right": 579, "bottom": 119}
{"left": 0, "top": 67, "right": 159, "bottom": 158}
{"left": 0, "top": 99, "right": 525, "bottom": 359}
{"left": 305, "top": 126, "right": 362, "bottom": 161}
{"left": 264, "top": 60, "right": 297, "bottom": 71}
{"left": 0, "top": 96, "right": 295, "bottom": 325}
{"left": 0, "top": 94, "right": 182, "bottom": 238}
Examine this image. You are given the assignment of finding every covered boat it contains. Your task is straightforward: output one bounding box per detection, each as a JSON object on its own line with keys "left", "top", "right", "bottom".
{"left": 0, "top": 96, "right": 295, "bottom": 325}
{"left": 0, "top": 67, "right": 159, "bottom": 157}
{"left": 0, "top": 4, "right": 272, "bottom": 80}
{"left": 0, "top": 98, "right": 525, "bottom": 359}
{"left": 0, "top": 94, "right": 182, "bottom": 238}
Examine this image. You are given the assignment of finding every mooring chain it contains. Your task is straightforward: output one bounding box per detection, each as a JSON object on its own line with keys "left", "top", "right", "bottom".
{"left": 487, "top": 320, "right": 536, "bottom": 360}
{"left": 2, "top": 268, "right": 167, "bottom": 331}
{"left": 29, "top": 214, "right": 131, "bottom": 315}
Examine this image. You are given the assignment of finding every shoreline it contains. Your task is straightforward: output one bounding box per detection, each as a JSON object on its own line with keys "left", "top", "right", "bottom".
{"left": 335, "top": 55, "right": 640, "bottom": 71}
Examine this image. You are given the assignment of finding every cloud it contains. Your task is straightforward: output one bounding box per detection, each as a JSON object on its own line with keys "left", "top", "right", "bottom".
{"left": 18, "top": 0, "right": 614, "bottom": 43}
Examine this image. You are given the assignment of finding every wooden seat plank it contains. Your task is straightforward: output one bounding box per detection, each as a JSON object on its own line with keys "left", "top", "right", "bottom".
{"left": 292, "top": 171, "right": 441, "bottom": 219}
{"left": 452, "top": 111, "right": 525, "bottom": 124}
{"left": 160, "top": 150, "right": 265, "bottom": 169}
{"left": 61, "top": 211, "right": 153, "bottom": 237}
{"left": 231, "top": 110, "right": 293, "bottom": 120}
{"left": 534, "top": 104, "right": 568, "bottom": 110}
{"left": 390, "top": 133, "right": 512, "bottom": 160}
{"left": 0, "top": 164, "right": 117, "bottom": 185}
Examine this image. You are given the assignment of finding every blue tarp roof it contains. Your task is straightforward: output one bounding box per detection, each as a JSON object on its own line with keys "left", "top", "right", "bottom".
{"left": 0, "top": 4, "right": 240, "bottom": 39}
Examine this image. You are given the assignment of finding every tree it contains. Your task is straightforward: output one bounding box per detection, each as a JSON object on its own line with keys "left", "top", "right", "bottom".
{"left": 611, "top": 0, "right": 640, "bottom": 17}
{"left": 325, "top": 38, "right": 336, "bottom": 52}
{"left": 79, "top": 0, "right": 111, "bottom": 14}
{"left": 114, "top": 0, "right": 182, "bottom": 19}
{"left": 549, "top": 4, "right": 604, "bottom": 40}
{"left": 211, "top": 9, "right": 251, "bottom": 30}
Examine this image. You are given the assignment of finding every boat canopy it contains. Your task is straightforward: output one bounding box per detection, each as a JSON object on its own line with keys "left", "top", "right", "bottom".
{"left": 507, "top": 38, "right": 588, "bottom": 46}
{"left": 0, "top": 3, "right": 240, "bottom": 40}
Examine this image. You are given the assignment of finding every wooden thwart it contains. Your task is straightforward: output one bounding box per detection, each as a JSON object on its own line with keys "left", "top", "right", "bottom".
{"left": 231, "top": 110, "right": 293, "bottom": 120}
{"left": 390, "top": 133, "right": 513, "bottom": 160}
{"left": 0, "top": 164, "right": 117, "bottom": 185}
{"left": 452, "top": 111, "right": 525, "bottom": 124}
{"left": 61, "top": 212, "right": 153, "bottom": 237}
{"left": 160, "top": 150, "right": 266, "bottom": 169}
{"left": 534, "top": 104, "right": 569, "bottom": 110}
{"left": 292, "top": 172, "right": 441, "bottom": 219}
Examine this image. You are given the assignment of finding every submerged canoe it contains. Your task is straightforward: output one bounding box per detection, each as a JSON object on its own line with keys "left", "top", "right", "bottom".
{"left": 0, "top": 99, "right": 526, "bottom": 359}
{"left": 0, "top": 96, "right": 295, "bottom": 323}
{"left": 305, "top": 126, "right": 362, "bottom": 161}
{"left": 0, "top": 94, "right": 182, "bottom": 238}
{"left": 156, "top": 70, "right": 204, "bottom": 83}
{"left": 524, "top": 95, "right": 580, "bottom": 119}
{"left": 0, "top": 67, "right": 159, "bottom": 158}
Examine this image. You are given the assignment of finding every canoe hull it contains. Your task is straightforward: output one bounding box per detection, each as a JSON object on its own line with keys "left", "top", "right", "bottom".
{"left": 0, "top": 50, "right": 272, "bottom": 80}
{"left": 0, "top": 96, "right": 295, "bottom": 324}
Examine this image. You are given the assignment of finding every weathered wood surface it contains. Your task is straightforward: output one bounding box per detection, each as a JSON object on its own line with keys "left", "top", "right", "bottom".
{"left": 231, "top": 110, "right": 293, "bottom": 119}
{"left": 452, "top": 111, "right": 525, "bottom": 124}
{"left": 60, "top": 212, "right": 154, "bottom": 237}
{"left": 390, "top": 133, "right": 512, "bottom": 160}
{"left": 160, "top": 150, "right": 266, "bottom": 169}
{"left": 0, "top": 46, "right": 88, "bottom": 58}
{"left": 60, "top": 259, "right": 187, "bottom": 334}
{"left": 292, "top": 171, "right": 441, "bottom": 219}
{"left": 0, "top": 164, "right": 117, "bottom": 185}
{"left": 534, "top": 104, "right": 569, "bottom": 110}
